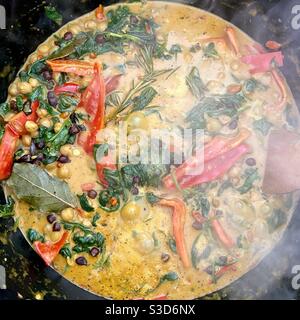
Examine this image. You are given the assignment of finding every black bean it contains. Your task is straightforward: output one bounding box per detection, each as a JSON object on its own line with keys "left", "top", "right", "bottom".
{"left": 192, "top": 221, "right": 202, "bottom": 230}
{"left": 47, "top": 91, "right": 58, "bottom": 107}
{"left": 63, "top": 31, "right": 73, "bottom": 41}
{"left": 77, "top": 125, "right": 86, "bottom": 132}
{"left": 36, "top": 140, "right": 45, "bottom": 150}
{"left": 132, "top": 176, "right": 140, "bottom": 184}
{"left": 58, "top": 155, "right": 70, "bottom": 164}
{"left": 10, "top": 100, "right": 18, "bottom": 112}
{"left": 69, "top": 124, "right": 80, "bottom": 135}
{"left": 70, "top": 113, "right": 78, "bottom": 124}
{"left": 246, "top": 158, "right": 256, "bottom": 166}
{"left": 216, "top": 210, "right": 223, "bottom": 217}
{"left": 30, "top": 142, "right": 37, "bottom": 156}
{"left": 43, "top": 70, "right": 53, "bottom": 81}
{"left": 52, "top": 222, "right": 61, "bottom": 232}
{"left": 130, "top": 15, "right": 139, "bottom": 25}
{"left": 87, "top": 190, "right": 97, "bottom": 199}
{"left": 161, "top": 253, "right": 170, "bottom": 263}
{"left": 90, "top": 247, "right": 100, "bottom": 257}
{"left": 131, "top": 187, "right": 139, "bottom": 195}
{"left": 75, "top": 256, "right": 87, "bottom": 266}
{"left": 218, "top": 256, "right": 228, "bottom": 266}
{"left": 229, "top": 119, "right": 238, "bottom": 130}
{"left": 47, "top": 214, "right": 56, "bottom": 224}
{"left": 18, "top": 154, "right": 31, "bottom": 163}
{"left": 95, "top": 34, "right": 105, "bottom": 44}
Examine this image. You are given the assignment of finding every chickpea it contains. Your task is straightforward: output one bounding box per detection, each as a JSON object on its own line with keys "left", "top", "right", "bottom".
{"left": 57, "top": 165, "right": 71, "bottom": 179}
{"left": 30, "top": 53, "right": 38, "bottom": 63}
{"left": 212, "top": 198, "right": 220, "bottom": 208}
{"left": 61, "top": 208, "right": 75, "bottom": 221}
{"left": 84, "top": 21, "right": 97, "bottom": 30}
{"left": 18, "top": 82, "right": 32, "bottom": 95}
{"left": 38, "top": 44, "right": 50, "bottom": 56}
{"left": 44, "top": 224, "right": 52, "bottom": 234}
{"left": 50, "top": 231, "right": 62, "bottom": 242}
{"left": 134, "top": 232, "right": 155, "bottom": 255}
{"left": 60, "top": 144, "right": 73, "bottom": 157}
{"left": 60, "top": 112, "right": 69, "bottom": 119}
{"left": 121, "top": 202, "right": 141, "bottom": 222}
{"left": 69, "top": 24, "right": 81, "bottom": 34}
{"left": 230, "top": 61, "right": 240, "bottom": 71}
{"left": 54, "top": 122, "right": 63, "bottom": 133}
{"left": 30, "top": 131, "right": 39, "bottom": 138}
{"left": 39, "top": 118, "right": 52, "bottom": 128}
{"left": 67, "top": 257, "right": 75, "bottom": 266}
{"left": 260, "top": 203, "right": 271, "bottom": 216}
{"left": 36, "top": 108, "right": 48, "bottom": 118}
{"left": 29, "top": 78, "right": 39, "bottom": 88}
{"left": 22, "top": 135, "right": 32, "bottom": 147}
{"left": 228, "top": 166, "right": 241, "bottom": 178}
{"left": 206, "top": 117, "right": 222, "bottom": 132}
{"left": 72, "top": 148, "right": 81, "bottom": 157}
{"left": 46, "top": 162, "right": 57, "bottom": 171}
{"left": 25, "top": 121, "right": 38, "bottom": 133}
{"left": 8, "top": 83, "right": 18, "bottom": 96}
{"left": 127, "top": 112, "right": 148, "bottom": 131}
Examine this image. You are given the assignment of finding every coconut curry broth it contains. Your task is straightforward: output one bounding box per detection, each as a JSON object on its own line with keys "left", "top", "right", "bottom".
{"left": 3, "top": 2, "right": 298, "bottom": 299}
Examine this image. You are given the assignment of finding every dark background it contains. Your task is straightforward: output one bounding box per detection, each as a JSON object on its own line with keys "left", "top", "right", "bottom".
{"left": 0, "top": 0, "right": 300, "bottom": 300}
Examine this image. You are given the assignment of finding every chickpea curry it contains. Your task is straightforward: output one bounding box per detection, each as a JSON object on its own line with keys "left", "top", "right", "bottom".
{"left": 0, "top": 2, "right": 298, "bottom": 300}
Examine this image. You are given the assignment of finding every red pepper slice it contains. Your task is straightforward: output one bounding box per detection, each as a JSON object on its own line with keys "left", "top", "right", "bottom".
{"left": 163, "top": 129, "right": 250, "bottom": 189}
{"left": 78, "top": 63, "right": 106, "bottom": 154}
{"left": 241, "top": 51, "right": 284, "bottom": 74}
{"left": 54, "top": 83, "right": 80, "bottom": 95}
{"left": 47, "top": 59, "right": 95, "bottom": 76}
{"left": 265, "top": 40, "right": 281, "bottom": 50}
{"left": 211, "top": 219, "right": 235, "bottom": 249}
{"left": 158, "top": 198, "right": 190, "bottom": 268}
{"left": 105, "top": 75, "right": 122, "bottom": 94}
{"left": 168, "top": 144, "right": 250, "bottom": 190}
{"left": 34, "top": 231, "right": 69, "bottom": 266}
{"left": 0, "top": 101, "right": 39, "bottom": 180}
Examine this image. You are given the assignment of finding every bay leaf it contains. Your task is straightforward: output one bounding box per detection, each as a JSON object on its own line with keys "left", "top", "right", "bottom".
{"left": 7, "top": 163, "right": 77, "bottom": 213}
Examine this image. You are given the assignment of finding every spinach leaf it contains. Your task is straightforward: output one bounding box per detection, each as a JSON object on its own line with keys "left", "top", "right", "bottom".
{"left": 195, "top": 197, "right": 210, "bottom": 217}
{"left": 94, "top": 143, "right": 109, "bottom": 163}
{"left": 267, "top": 209, "right": 287, "bottom": 233}
{"left": 60, "top": 244, "right": 72, "bottom": 258}
{"left": 217, "top": 180, "right": 233, "bottom": 196}
{"left": 73, "top": 230, "right": 105, "bottom": 253}
{"left": 186, "top": 67, "right": 206, "bottom": 100}
{"left": 168, "top": 237, "right": 177, "bottom": 253}
{"left": 61, "top": 221, "right": 91, "bottom": 233}
{"left": 203, "top": 42, "right": 218, "bottom": 58}
{"left": 16, "top": 96, "right": 24, "bottom": 111}
{"left": 0, "top": 196, "right": 15, "bottom": 218}
{"left": 78, "top": 194, "right": 94, "bottom": 212}
{"left": 169, "top": 44, "right": 182, "bottom": 59}
{"left": 253, "top": 118, "right": 273, "bottom": 136}
{"left": 191, "top": 234, "right": 211, "bottom": 268}
{"left": 121, "top": 163, "right": 168, "bottom": 188}
{"left": 237, "top": 169, "right": 259, "bottom": 194}
{"left": 0, "top": 102, "right": 10, "bottom": 118}
{"left": 91, "top": 213, "right": 100, "bottom": 227}
{"left": 27, "top": 228, "right": 45, "bottom": 243}
{"left": 45, "top": 5, "right": 63, "bottom": 26}
{"left": 28, "top": 86, "right": 45, "bottom": 102}
{"left": 58, "top": 95, "right": 79, "bottom": 113}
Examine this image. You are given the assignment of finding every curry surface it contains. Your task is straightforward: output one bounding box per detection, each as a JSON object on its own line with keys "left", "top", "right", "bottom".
{"left": 8, "top": 1, "right": 299, "bottom": 299}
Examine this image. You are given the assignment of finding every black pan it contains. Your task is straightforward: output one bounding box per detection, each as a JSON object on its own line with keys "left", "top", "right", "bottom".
{"left": 0, "top": 0, "right": 300, "bottom": 300}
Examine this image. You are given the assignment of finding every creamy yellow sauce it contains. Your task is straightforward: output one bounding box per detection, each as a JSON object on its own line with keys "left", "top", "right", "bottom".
{"left": 6, "top": 2, "right": 299, "bottom": 300}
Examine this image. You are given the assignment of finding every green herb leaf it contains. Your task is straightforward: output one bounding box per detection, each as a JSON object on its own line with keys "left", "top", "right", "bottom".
{"left": 60, "top": 244, "right": 72, "bottom": 258}
{"left": 267, "top": 209, "right": 287, "bottom": 233}
{"left": 237, "top": 169, "right": 259, "bottom": 194}
{"left": 203, "top": 42, "right": 219, "bottom": 58}
{"left": 0, "top": 196, "right": 15, "bottom": 218}
{"left": 168, "top": 237, "right": 177, "bottom": 253}
{"left": 0, "top": 102, "right": 10, "bottom": 118}
{"left": 186, "top": 67, "right": 206, "bottom": 100}
{"left": 7, "top": 163, "right": 77, "bottom": 212}
{"left": 91, "top": 213, "right": 100, "bottom": 227}
{"left": 78, "top": 194, "right": 94, "bottom": 212}
{"left": 27, "top": 228, "right": 45, "bottom": 243}
{"left": 45, "top": 5, "right": 63, "bottom": 26}
{"left": 253, "top": 118, "right": 273, "bottom": 136}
